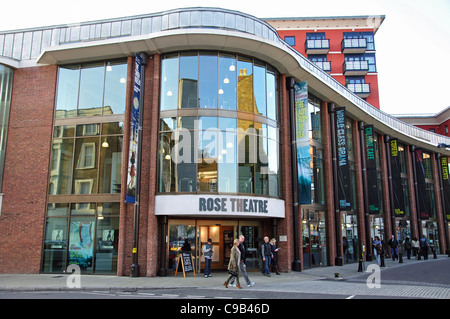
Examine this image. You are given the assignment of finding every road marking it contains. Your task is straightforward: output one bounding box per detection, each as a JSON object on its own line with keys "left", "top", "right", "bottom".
{"left": 346, "top": 295, "right": 355, "bottom": 299}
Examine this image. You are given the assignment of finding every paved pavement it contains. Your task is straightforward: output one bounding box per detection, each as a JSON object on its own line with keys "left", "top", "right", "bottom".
{"left": 0, "top": 255, "right": 449, "bottom": 299}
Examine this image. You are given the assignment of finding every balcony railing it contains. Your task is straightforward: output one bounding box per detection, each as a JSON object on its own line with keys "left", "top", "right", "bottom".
{"left": 342, "top": 38, "right": 367, "bottom": 53}
{"left": 312, "top": 61, "right": 331, "bottom": 73}
{"left": 347, "top": 83, "right": 371, "bottom": 98}
{"left": 343, "top": 60, "right": 369, "bottom": 76}
{"left": 305, "top": 39, "right": 330, "bottom": 54}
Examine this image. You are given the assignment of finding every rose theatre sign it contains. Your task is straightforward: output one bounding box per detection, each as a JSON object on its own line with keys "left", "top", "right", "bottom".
{"left": 155, "top": 195, "right": 285, "bottom": 218}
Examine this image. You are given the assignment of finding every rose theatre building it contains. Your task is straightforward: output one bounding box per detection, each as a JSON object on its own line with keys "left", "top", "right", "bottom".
{"left": 0, "top": 7, "right": 449, "bottom": 276}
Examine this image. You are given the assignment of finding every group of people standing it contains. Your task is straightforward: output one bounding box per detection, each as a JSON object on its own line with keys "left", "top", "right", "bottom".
{"left": 372, "top": 234, "right": 432, "bottom": 264}
{"left": 221, "top": 235, "right": 280, "bottom": 289}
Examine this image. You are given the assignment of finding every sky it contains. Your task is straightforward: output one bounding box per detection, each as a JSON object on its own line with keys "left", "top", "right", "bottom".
{"left": 1, "top": 0, "right": 449, "bottom": 115}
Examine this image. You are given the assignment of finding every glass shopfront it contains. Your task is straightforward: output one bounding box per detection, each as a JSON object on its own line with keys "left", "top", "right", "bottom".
{"left": 302, "top": 210, "right": 327, "bottom": 268}
{"left": 42, "top": 202, "right": 120, "bottom": 273}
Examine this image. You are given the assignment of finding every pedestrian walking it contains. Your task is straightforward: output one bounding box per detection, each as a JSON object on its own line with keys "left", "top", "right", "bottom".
{"left": 261, "top": 236, "right": 273, "bottom": 277}
{"left": 403, "top": 237, "right": 412, "bottom": 260}
{"left": 388, "top": 235, "right": 398, "bottom": 260}
{"left": 419, "top": 235, "right": 429, "bottom": 260}
{"left": 223, "top": 238, "right": 242, "bottom": 289}
{"left": 230, "top": 235, "right": 255, "bottom": 287}
{"left": 373, "top": 236, "right": 382, "bottom": 264}
{"left": 270, "top": 238, "right": 281, "bottom": 275}
{"left": 412, "top": 237, "right": 420, "bottom": 259}
{"left": 202, "top": 238, "right": 214, "bottom": 278}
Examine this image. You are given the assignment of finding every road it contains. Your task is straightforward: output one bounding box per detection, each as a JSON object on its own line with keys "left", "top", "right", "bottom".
{"left": 1, "top": 258, "right": 449, "bottom": 300}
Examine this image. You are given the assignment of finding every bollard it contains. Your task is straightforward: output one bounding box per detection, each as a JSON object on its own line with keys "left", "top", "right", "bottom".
{"left": 398, "top": 252, "right": 403, "bottom": 264}
{"left": 380, "top": 254, "right": 385, "bottom": 267}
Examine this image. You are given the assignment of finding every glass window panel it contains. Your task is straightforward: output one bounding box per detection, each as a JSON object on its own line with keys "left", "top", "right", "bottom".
{"left": 53, "top": 125, "right": 75, "bottom": 138}
{"left": 103, "top": 61, "right": 127, "bottom": 115}
{"left": 255, "top": 136, "right": 268, "bottom": 195}
{"left": 47, "top": 203, "right": 70, "bottom": 217}
{"left": 218, "top": 54, "right": 237, "bottom": 110}
{"left": 178, "top": 116, "right": 196, "bottom": 130}
{"left": 99, "top": 136, "right": 123, "bottom": 194}
{"left": 71, "top": 202, "right": 96, "bottom": 215}
{"left": 219, "top": 117, "right": 237, "bottom": 131}
{"left": 55, "top": 65, "right": 79, "bottom": 119}
{"left": 49, "top": 138, "right": 74, "bottom": 195}
{"left": 253, "top": 61, "right": 266, "bottom": 116}
{"left": 42, "top": 217, "right": 68, "bottom": 272}
{"left": 168, "top": 223, "right": 196, "bottom": 270}
{"left": 198, "top": 116, "right": 217, "bottom": 130}
{"left": 161, "top": 54, "right": 179, "bottom": 110}
{"left": 160, "top": 117, "right": 177, "bottom": 132}
{"left": 268, "top": 138, "right": 279, "bottom": 197}
{"left": 101, "top": 122, "right": 124, "bottom": 135}
{"left": 68, "top": 216, "right": 95, "bottom": 272}
{"left": 199, "top": 53, "right": 218, "bottom": 108}
{"left": 179, "top": 53, "right": 198, "bottom": 108}
{"left": 238, "top": 131, "right": 255, "bottom": 193}
{"left": 237, "top": 57, "right": 253, "bottom": 113}
{"left": 76, "top": 123, "right": 100, "bottom": 136}
{"left": 238, "top": 119, "right": 254, "bottom": 132}
{"left": 73, "top": 137, "right": 99, "bottom": 194}
{"left": 159, "top": 132, "right": 176, "bottom": 192}
{"left": 98, "top": 202, "right": 120, "bottom": 216}
{"left": 218, "top": 131, "right": 237, "bottom": 193}
{"left": 177, "top": 128, "right": 196, "bottom": 192}
{"left": 95, "top": 216, "right": 119, "bottom": 273}
{"left": 266, "top": 69, "right": 277, "bottom": 121}
{"left": 78, "top": 63, "right": 104, "bottom": 117}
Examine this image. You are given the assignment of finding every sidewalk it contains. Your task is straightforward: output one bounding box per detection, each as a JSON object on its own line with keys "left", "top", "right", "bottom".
{"left": 0, "top": 255, "right": 445, "bottom": 292}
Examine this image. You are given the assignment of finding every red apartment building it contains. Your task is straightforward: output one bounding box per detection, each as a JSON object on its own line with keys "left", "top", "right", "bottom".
{"left": 265, "top": 16, "right": 384, "bottom": 109}
{"left": 394, "top": 106, "right": 450, "bottom": 137}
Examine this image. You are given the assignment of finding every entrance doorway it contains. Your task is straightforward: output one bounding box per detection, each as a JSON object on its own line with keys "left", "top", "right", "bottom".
{"left": 167, "top": 219, "right": 262, "bottom": 274}
{"left": 342, "top": 213, "right": 358, "bottom": 263}
{"left": 302, "top": 210, "right": 327, "bottom": 268}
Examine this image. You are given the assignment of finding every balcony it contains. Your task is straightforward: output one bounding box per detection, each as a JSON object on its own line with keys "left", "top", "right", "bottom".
{"left": 305, "top": 39, "right": 330, "bottom": 55}
{"left": 346, "top": 83, "right": 371, "bottom": 98}
{"left": 341, "top": 38, "right": 367, "bottom": 54}
{"left": 312, "top": 61, "right": 331, "bottom": 73}
{"left": 343, "top": 60, "right": 369, "bottom": 76}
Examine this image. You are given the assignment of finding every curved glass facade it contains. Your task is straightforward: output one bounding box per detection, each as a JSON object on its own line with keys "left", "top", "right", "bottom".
{"left": 159, "top": 52, "right": 280, "bottom": 197}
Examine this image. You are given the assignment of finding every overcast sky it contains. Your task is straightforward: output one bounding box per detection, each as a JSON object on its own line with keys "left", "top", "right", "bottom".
{"left": 2, "top": 0, "right": 449, "bottom": 115}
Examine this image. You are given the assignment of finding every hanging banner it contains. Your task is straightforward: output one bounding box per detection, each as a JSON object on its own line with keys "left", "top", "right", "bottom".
{"left": 126, "top": 53, "right": 142, "bottom": 203}
{"left": 334, "top": 107, "right": 351, "bottom": 210}
{"left": 389, "top": 139, "right": 405, "bottom": 217}
{"left": 440, "top": 156, "right": 450, "bottom": 221}
{"left": 414, "top": 148, "right": 429, "bottom": 220}
{"left": 364, "top": 125, "right": 379, "bottom": 214}
{"left": 294, "top": 82, "right": 311, "bottom": 204}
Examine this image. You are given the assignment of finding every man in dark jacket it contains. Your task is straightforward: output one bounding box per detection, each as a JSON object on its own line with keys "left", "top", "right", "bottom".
{"left": 388, "top": 235, "right": 398, "bottom": 261}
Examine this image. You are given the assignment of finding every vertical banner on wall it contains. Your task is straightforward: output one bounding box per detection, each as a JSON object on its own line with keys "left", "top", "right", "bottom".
{"left": 294, "top": 82, "right": 311, "bottom": 204}
{"left": 440, "top": 156, "right": 450, "bottom": 221}
{"left": 126, "top": 53, "right": 142, "bottom": 203}
{"left": 414, "top": 148, "right": 429, "bottom": 220}
{"left": 334, "top": 107, "right": 351, "bottom": 210}
{"left": 364, "top": 125, "right": 379, "bottom": 214}
{"left": 389, "top": 139, "right": 405, "bottom": 217}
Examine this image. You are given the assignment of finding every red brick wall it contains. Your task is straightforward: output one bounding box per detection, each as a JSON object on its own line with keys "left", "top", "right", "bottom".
{"left": 0, "top": 65, "right": 57, "bottom": 273}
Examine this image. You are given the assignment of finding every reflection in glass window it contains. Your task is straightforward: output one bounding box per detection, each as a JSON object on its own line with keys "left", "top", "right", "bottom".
{"left": 199, "top": 53, "right": 218, "bottom": 109}
{"left": 219, "top": 54, "right": 237, "bottom": 110}
{"left": 49, "top": 138, "right": 74, "bottom": 195}
{"left": 237, "top": 57, "right": 253, "bottom": 113}
{"left": 179, "top": 53, "right": 198, "bottom": 109}
{"left": 55, "top": 60, "right": 127, "bottom": 118}
{"left": 161, "top": 54, "right": 179, "bottom": 111}
{"left": 254, "top": 61, "right": 266, "bottom": 116}
{"left": 42, "top": 217, "right": 68, "bottom": 272}
{"left": 99, "top": 136, "right": 123, "bottom": 194}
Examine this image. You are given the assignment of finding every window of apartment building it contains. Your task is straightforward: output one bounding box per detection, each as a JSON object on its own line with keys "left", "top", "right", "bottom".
{"left": 343, "top": 32, "right": 375, "bottom": 50}
{"left": 284, "top": 36, "right": 296, "bottom": 46}
{"left": 345, "top": 54, "right": 377, "bottom": 73}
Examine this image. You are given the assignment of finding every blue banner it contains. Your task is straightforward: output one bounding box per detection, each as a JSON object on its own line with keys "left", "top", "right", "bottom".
{"left": 126, "top": 53, "right": 142, "bottom": 203}
{"left": 294, "top": 82, "right": 311, "bottom": 204}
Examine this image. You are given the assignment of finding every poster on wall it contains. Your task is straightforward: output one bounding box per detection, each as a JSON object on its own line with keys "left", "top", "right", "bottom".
{"left": 68, "top": 220, "right": 94, "bottom": 270}
{"left": 440, "top": 156, "right": 450, "bottom": 221}
{"left": 294, "top": 81, "right": 311, "bottom": 204}
{"left": 334, "top": 107, "right": 351, "bottom": 211}
{"left": 126, "top": 53, "right": 142, "bottom": 203}
{"left": 414, "top": 148, "right": 429, "bottom": 220}
{"left": 389, "top": 139, "right": 405, "bottom": 217}
{"left": 364, "top": 125, "right": 379, "bottom": 214}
